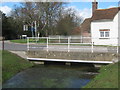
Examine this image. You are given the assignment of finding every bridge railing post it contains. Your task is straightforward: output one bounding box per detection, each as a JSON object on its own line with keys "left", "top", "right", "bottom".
{"left": 47, "top": 37, "right": 49, "bottom": 52}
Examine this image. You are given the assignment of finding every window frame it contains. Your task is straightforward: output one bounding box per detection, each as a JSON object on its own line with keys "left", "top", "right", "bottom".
{"left": 99, "top": 29, "right": 110, "bottom": 39}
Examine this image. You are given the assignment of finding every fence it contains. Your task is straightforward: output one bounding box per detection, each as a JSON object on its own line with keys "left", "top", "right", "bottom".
{"left": 27, "top": 36, "right": 119, "bottom": 54}
{"left": 48, "top": 35, "right": 91, "bottom": 43}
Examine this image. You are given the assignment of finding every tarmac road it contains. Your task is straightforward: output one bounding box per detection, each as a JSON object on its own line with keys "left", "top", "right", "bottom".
{"left": 0, "top": 41, "right": 118, "bottom": 53}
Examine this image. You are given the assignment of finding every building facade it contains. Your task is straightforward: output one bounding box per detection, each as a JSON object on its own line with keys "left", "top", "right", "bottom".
{"left": 91, "top": 8, "right": 120, "bottom": 46}
{"left": 80, "top": 0, "right": 120, "bottom": 46}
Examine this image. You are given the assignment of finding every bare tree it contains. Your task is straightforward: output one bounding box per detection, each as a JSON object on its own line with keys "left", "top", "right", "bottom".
{"left": 36, "top": 2, "right": 64, "bottom": 36}
{"left": 11, "top": 2, "right": 65, "bottom": 36}
{"left": 10, "top": 2, "right": 82, "bottom": 36}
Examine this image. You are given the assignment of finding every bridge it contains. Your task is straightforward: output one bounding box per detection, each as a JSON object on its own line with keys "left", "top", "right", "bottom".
{"left": 27, "top": 37, "right": 119, "bottom": 65}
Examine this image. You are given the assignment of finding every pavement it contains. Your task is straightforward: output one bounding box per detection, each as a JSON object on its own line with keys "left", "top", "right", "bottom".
{"left": 0, "top": 41, "right": 27, "bottom": 59}
{"left": 3, "top": 41, "right": 27, "bottom": 51}
{"left": 9, "top": 51, "right": 27, "bottom": 59}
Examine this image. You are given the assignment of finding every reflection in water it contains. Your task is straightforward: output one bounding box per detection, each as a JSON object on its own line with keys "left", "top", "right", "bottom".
{"left": 3, "top": 62, "right": 98, "bottom": 88}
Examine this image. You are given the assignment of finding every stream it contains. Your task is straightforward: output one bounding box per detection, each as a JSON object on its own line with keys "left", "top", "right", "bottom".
{"left": 3, "top": 62, "right": 98, "bottom": 88}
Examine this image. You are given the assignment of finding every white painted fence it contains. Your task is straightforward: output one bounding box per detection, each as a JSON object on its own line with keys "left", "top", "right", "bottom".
{"left": 27, "top": 36, "right": 119, "bottom": 54}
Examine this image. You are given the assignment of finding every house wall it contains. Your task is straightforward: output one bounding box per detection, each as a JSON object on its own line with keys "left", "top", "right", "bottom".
{"left": 118, "top": 11, "right": 120, "bottom": 46}
{"left": 113, "top": 12, "right": 119, "bottom": 45}
{"left": 91, "top": 13, "right": 118, "bottom": 46}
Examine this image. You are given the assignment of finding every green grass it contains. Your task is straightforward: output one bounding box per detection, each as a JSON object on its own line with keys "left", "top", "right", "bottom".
{"left": 10, "top": 39, "right": 27, "bottom": 43}
{"left": 84, "top": 62, "right": 119, "bottom": 88}
{"left": 2, "top": 50, "right": 34, "bottom": 83}
{"left": 10, "top": 39, "right": 47, "bottom": 43}
{"left": 94, "top": 45, "right": 120, "bottom": 47}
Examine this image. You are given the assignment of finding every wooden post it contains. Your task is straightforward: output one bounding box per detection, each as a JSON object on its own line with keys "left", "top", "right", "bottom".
{"left": 2, "top": 37, "right": 4, "bottom": 51}
{"left": 92, "top": 42, "right": 94, "bottom": 53}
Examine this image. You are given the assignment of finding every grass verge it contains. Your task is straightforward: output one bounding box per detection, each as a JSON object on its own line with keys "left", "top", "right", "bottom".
{"left": 10, "top": 39, "right": 47, "bottom": 43}
{"left": 2, "top": 50, "right": 34, "bottom": 83}
{"left": 10, "top": 39, "right": 27, "bottom": 43}
{"left": 83, "top": 62, "right": 119, "bottom": 88}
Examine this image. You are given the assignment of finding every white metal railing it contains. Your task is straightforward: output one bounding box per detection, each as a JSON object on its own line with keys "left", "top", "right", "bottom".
{"left": 27, "top": 36, "right": 119, "bottom": 54}
{"left": 27, "top": 37, "right": 92, "bottom": 52}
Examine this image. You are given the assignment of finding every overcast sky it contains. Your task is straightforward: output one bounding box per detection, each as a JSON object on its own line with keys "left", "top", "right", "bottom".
{"left": 0, "top": 1, "right": 119, "bottom": 19}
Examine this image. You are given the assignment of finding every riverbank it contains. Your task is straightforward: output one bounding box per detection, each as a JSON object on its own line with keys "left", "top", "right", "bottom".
{"left": 2, "top": 50, "right": 34, "bottom": 83}
{"left": 84, "top": 61, "right": 119, "bottom": 88}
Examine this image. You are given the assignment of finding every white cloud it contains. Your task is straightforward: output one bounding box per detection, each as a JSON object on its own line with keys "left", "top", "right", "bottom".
{"left": 78, "top": 8, "right": 92, "bottom": 19}
{"left": 108, "top": 5, "right": 117, "bottom": 8}
{"left": 65, "top": 6, "right": 92, "bottom": 20}
{"left": 0, "top": 6, "right": 12, "bottom": 16}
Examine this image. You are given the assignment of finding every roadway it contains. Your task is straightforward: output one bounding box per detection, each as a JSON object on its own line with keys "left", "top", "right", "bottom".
{"left": 0, "top": 41, "right": 118, "bottom": 53}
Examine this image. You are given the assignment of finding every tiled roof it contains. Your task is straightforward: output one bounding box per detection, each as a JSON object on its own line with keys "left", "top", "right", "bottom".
{"left": 91, "top": 7, "right": 120, "bottom": 21}
{"left": 80, "top": 18, "right": 91, "bottom": 33}
{"left": 80, "top": 7, "right": 119, "bottom": 34}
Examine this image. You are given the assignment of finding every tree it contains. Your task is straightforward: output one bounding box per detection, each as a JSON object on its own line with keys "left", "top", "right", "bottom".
{"left": 36, "top": 2, "right": 64, "bottom": 36}
{"left": 55, "top": 9, "right": 81, "bottom": 35}
{"left": 10, "top": 2, "right": 82, "bottom": 37}
{"left": 11, "top": 6, "right": 24, "bottom": 37}
{"left": 11, "top": 2, "right": 65, "bottom": 37}
{"left": 2, "top": 12, "right": 18, "bottom": 40}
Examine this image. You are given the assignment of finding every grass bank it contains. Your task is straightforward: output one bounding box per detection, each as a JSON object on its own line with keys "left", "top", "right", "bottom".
{"left": 10, "top": 39, "right": 47, "bottom": 44}
{"left": 84, "top": 62, "right": 119, "bottom": 88}
{"left": 2, "top": 50, "right": 34, "bottom": 83}
{"left": 10, "top": 39, "right": 27, "bottom": 43}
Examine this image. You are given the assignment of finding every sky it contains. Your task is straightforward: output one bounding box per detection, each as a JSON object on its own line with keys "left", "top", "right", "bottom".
{"left": 0, "top": 1, "right": 119, "bottom": 19}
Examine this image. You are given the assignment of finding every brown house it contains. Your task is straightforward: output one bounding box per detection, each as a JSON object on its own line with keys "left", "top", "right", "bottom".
{"left": 80, "top": 18, "right": 91, "bottom": 37}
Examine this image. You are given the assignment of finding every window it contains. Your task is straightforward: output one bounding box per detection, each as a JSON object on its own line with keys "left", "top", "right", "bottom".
{"left": 99, "top": 29, "right": 110, "bottom": 38}
{"left": 105, "top": 32, "right": 109, "bottom": 37}
{"left": 100, "top": 32, "right": 104, "bottom": 37}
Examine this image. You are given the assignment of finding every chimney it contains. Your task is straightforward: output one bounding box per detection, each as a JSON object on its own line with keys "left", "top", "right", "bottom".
{"left": 92, "top": 0, "right": 98, "bottom": 14}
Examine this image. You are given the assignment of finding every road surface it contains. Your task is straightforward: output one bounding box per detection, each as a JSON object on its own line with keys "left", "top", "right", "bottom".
{"left": 0, "top": 41, "right": 118, "bottom": 53}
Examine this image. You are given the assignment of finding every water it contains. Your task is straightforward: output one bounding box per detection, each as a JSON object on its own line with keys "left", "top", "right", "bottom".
{"left": 3, "top": 62, "right": 98, "bottom": 88}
